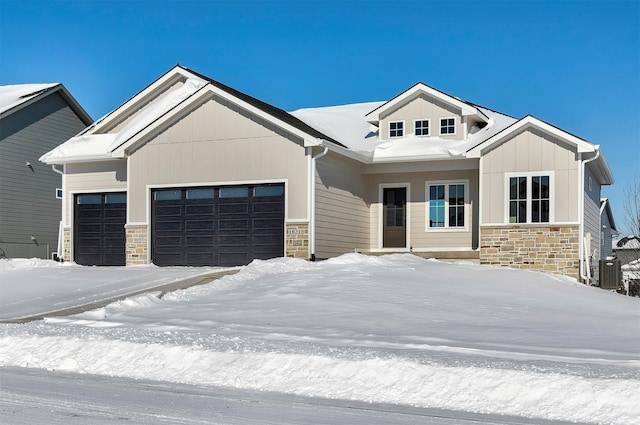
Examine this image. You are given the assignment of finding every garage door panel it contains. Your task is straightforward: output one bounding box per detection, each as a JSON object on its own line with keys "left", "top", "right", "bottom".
{"left": 74, "top": 192, "right": 126, "bottom": 266}
{"left": 152, "top": 184, "right": 284, "bottom": 267}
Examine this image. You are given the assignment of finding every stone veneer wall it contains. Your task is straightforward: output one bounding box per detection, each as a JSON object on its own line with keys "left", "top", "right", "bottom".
{"left": 480, "top": 225, "right": 580, "bottom": 279}
{"left": 286, "top": 223, "right": 309, "bottom": 259}
{"left": 126, "top": 224, "right": 148, "bottom": 265}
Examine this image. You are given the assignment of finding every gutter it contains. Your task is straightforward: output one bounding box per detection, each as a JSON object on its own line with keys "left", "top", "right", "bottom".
{"left": 579, "top": 147, "right": 600, "bottom": 284}
{"left": 309, "top": 143, "right": 329, "bottom": 261}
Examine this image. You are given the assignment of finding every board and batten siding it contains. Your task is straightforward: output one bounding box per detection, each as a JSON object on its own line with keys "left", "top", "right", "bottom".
{"left": 379, "top": 93, "right": 464, "bottom": 140}
{"left": 480, "top": 128, "right": 580, "bottom": 224}
{"left": 368, "top": 169, "right": 478, "bottom": 250}
{"left": 127, "top": 95, "right": 309, "bottom": 223}
{"left": 314, "top": 152, "right": 370, "bottom": 258}
{"left": 0, "top": 92, "right": 88, "bottom": 258}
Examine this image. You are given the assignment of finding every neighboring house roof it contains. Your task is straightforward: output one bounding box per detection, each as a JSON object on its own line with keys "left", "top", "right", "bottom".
{"left": 600, "top": 198, "right": 618, "bottom": 232}
{"left": 41, "top": 65, "right": 341, "bottom": 164}
{"left": 0, "top": 83, "right": 92, "bottom": 124}
{"left": 615, "top": 236, "right": 640, "bottom": 250}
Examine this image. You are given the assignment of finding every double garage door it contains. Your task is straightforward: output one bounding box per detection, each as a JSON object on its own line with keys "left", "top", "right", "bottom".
{"left": 73, "top": 184, "right": 285, "bottom": 267}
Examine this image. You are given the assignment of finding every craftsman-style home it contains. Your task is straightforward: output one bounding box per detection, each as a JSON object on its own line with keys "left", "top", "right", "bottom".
{"left": 41, "top": 65, "right": 613, "bottom": 283}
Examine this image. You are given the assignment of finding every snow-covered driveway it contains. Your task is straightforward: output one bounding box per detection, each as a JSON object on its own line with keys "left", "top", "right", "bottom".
{"left": 1, "top": 254, "right": 639, "bottom": 424}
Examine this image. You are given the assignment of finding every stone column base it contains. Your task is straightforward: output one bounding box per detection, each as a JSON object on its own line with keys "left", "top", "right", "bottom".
{"left": 286, "top": 223, "right": 309, "bottom": 259}
{"left": 126, "top": 224, "right": 149, "bottom": 265}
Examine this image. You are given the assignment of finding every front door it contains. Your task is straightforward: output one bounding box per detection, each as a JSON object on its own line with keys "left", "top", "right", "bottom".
{"left": 382, "top": 187, "right": 406, "bottom": 248}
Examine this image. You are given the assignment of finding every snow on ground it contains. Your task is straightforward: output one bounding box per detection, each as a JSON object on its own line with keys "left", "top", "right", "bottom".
{"left": 1, "top": 254, "right": 639, "bottom": 424}
{"left": 0, "top": 258, "right": 222, "bottom": 320}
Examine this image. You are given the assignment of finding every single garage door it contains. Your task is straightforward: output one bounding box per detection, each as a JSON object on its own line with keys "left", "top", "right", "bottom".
{"left": 152, "top": 183, "right": 285, "bottom": 267}
{"left": 74, "top": 192, "right": 127, "bottom": 266}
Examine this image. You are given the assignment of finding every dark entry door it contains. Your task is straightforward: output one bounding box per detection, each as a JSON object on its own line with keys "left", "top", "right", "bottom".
{"left": 74, "top": 193, "right": 127, "bottom": 266}
{"left": 152, "top": 184, "right": 284, "bottom": 267}
{"left": 383, "top": 187, "right": 406, "bottom": 248}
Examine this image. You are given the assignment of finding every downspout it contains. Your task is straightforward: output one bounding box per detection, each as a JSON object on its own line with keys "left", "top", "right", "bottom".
{"left": 51, "top": 165, "right": 64, "bottom": 260}
{"left": 309, "top": 143, "right": 329, "bottom": 261}
{"left": 579, "top": 147, "right": 600, "bottom": 284}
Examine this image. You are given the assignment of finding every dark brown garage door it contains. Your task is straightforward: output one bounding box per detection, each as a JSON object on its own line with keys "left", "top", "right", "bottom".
{"left": 151, "top": 184, "right": 284, "bottom": 267}
{"left": 74, "top": 193, "right": 127, "bottom": 266}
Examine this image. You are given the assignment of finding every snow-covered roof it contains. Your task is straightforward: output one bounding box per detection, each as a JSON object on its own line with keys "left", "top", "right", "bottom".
{"left": 616, "top": 236, "right": 640, "bottom": 250}
{"left": 0, "top": 83, "right": 59, "bottom": 115}
{"left": 41, "top": 78, "right": 208, "bottom": 163}
{"left": 290, "top": 102, "right": 517, "bottom": 162}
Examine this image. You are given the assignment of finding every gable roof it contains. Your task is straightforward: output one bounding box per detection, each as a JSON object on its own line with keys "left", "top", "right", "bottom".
{"left": 600, "top": 198, "right": 618, "bottom": 232}
{"left": 41, "top": 65, "right": 342, "bottom": 164}
{"left": 466, "top": 114, "right": 614, "bottom": 185}
{"left": 0, "top": 83, "right": 92, "bottom": 124}
{"left": 364, "top": 82, "right": 488, "bottom": 124}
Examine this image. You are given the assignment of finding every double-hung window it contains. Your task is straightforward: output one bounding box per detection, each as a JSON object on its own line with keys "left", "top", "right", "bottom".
{"left": 427, "top": 182, "right": 466, "bottom": 229}
{"left": 440, "top": 118, "right": 455, "bottom": 135}
{"left": 508, "top": 173, "right": 552, "bottom": 223}
{"left": 415, "top": 119, "right": 429, "bottom": 136}
{"left": 389, "top": 121, "right": 404, "bottom": 138}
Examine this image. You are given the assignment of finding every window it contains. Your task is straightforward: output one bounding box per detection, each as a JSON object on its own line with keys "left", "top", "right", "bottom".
{"left": 415, "top": 119, "right": 429, "bottom": 136}
{"left": 508, "top": 174, "right": 551, "bottom": 223}
{"left": 440, "top": 118, "right": 455, "bottom": 135}
{"left": 219, "top": 187, "right": 248, "bottom": 198}
{"left": 56, "top": 188, "right": 63, "bottom": 199}
{"left": 427, "top": 182, "right": 466, "bottom": 229}
{"left": 186, "top": 188, "right": 214, "bottom": 199}
{"left": 389, "top": 121, "right": 404, "bottom": 138}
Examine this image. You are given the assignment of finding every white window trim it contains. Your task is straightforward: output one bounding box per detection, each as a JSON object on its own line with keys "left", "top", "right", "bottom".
{"left": 504, "top": 172, "right": 555, "bottom": 224}
{"left": 425, "top": 180, "right": 469, "bottom": 232}
{"left": 414, "top": 119, "right": 430, "bottom": 137}
{"left": 439, "top": 117, "right": 456, "bottom": 136}
{"left": 378, "top": 183, "right": 411, "bottom": 250}
{"left": 388, "top": 120, "right": 405, "bottom": 138}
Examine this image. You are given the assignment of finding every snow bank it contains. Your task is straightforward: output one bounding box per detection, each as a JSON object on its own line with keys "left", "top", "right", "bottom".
{"left": 1, "top": 254, "right": 639, "bottom": 424}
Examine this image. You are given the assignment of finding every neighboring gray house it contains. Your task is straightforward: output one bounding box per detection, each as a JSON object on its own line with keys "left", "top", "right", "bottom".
{"left": 614, "top": 236, "right": 640, "bottom": 292}
{"left": 40, "top": 65, "right": 614, "bottom": 283}
{"left": 0, "top": 84, "right": 92, "bottom": 259}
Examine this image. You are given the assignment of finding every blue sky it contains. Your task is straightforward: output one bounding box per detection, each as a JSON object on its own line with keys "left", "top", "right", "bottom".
{"left": 1, "top": 0, "right": 638, "bottom": 231}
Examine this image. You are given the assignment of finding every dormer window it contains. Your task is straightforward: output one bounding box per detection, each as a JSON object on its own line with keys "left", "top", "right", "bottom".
{"left": 389, "top": 121, "right": 404, "bottom": 138}
{"left": 440, "top": 118, "right": 455, "bottom": 135}
{"left": 415, "top": 119, "right": 430, "bottom": 136}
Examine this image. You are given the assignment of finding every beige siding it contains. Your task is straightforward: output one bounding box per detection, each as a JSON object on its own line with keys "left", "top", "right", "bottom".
{"left": 314, "top": 153, "right": 370, "bottom": 258}
{"left": 368, "top": 170, "right": 478, "bottom": 250}
{"left": 481, "top": 128, "right": 580, "bottom": 224}
{"left": 127, "top": 95, "right": 308, "bottom": 223}
{"left": 64, "top": 161, "right": 127, "bottom": 224}
{"left": 380, "top": 93, "right": 464, "bottom": 140}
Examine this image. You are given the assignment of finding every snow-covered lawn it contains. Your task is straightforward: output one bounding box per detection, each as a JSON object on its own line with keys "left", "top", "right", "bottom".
{"left": 1, "top": 254, "right": 639, "bottom": 424}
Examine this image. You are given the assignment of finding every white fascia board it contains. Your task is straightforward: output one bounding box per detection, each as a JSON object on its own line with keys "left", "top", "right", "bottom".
{"left": 41, "top": 153, "right": 117, "bottom": 165}
{"left": 87, "top": 66, "right": 204, "bottom": 136}
{"left": 365, "top": 83, "right": 481, "bottom": 124}
{"left": 467, "top": 115, "right": 597, "bottom": 158}
{"left": 113, "top": 83, "right": 323, "bottom": 157}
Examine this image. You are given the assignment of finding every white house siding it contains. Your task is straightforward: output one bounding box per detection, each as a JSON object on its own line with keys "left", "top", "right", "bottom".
{"left": 63, "top": 161, "right": 128, "bottom": 225}
{"left": 0, "top": 92, "right": 89, "bottom": 259}
{"left": 314, "top": 152, "right": 370, "bottom": 258}
{"left": 379, "top": 93, "right": 463, "bottom": 140}
{"left": 583, "top": 165, "right": 603, "bottom": 282}
{"left": 367, "top": 169, "right": 478, "bottom": 251}
{"left": 127, "top": 95, "right": 309, "bottom": 224}
{"left": 480, "top": 128, "right": 580, "bottom": 224}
